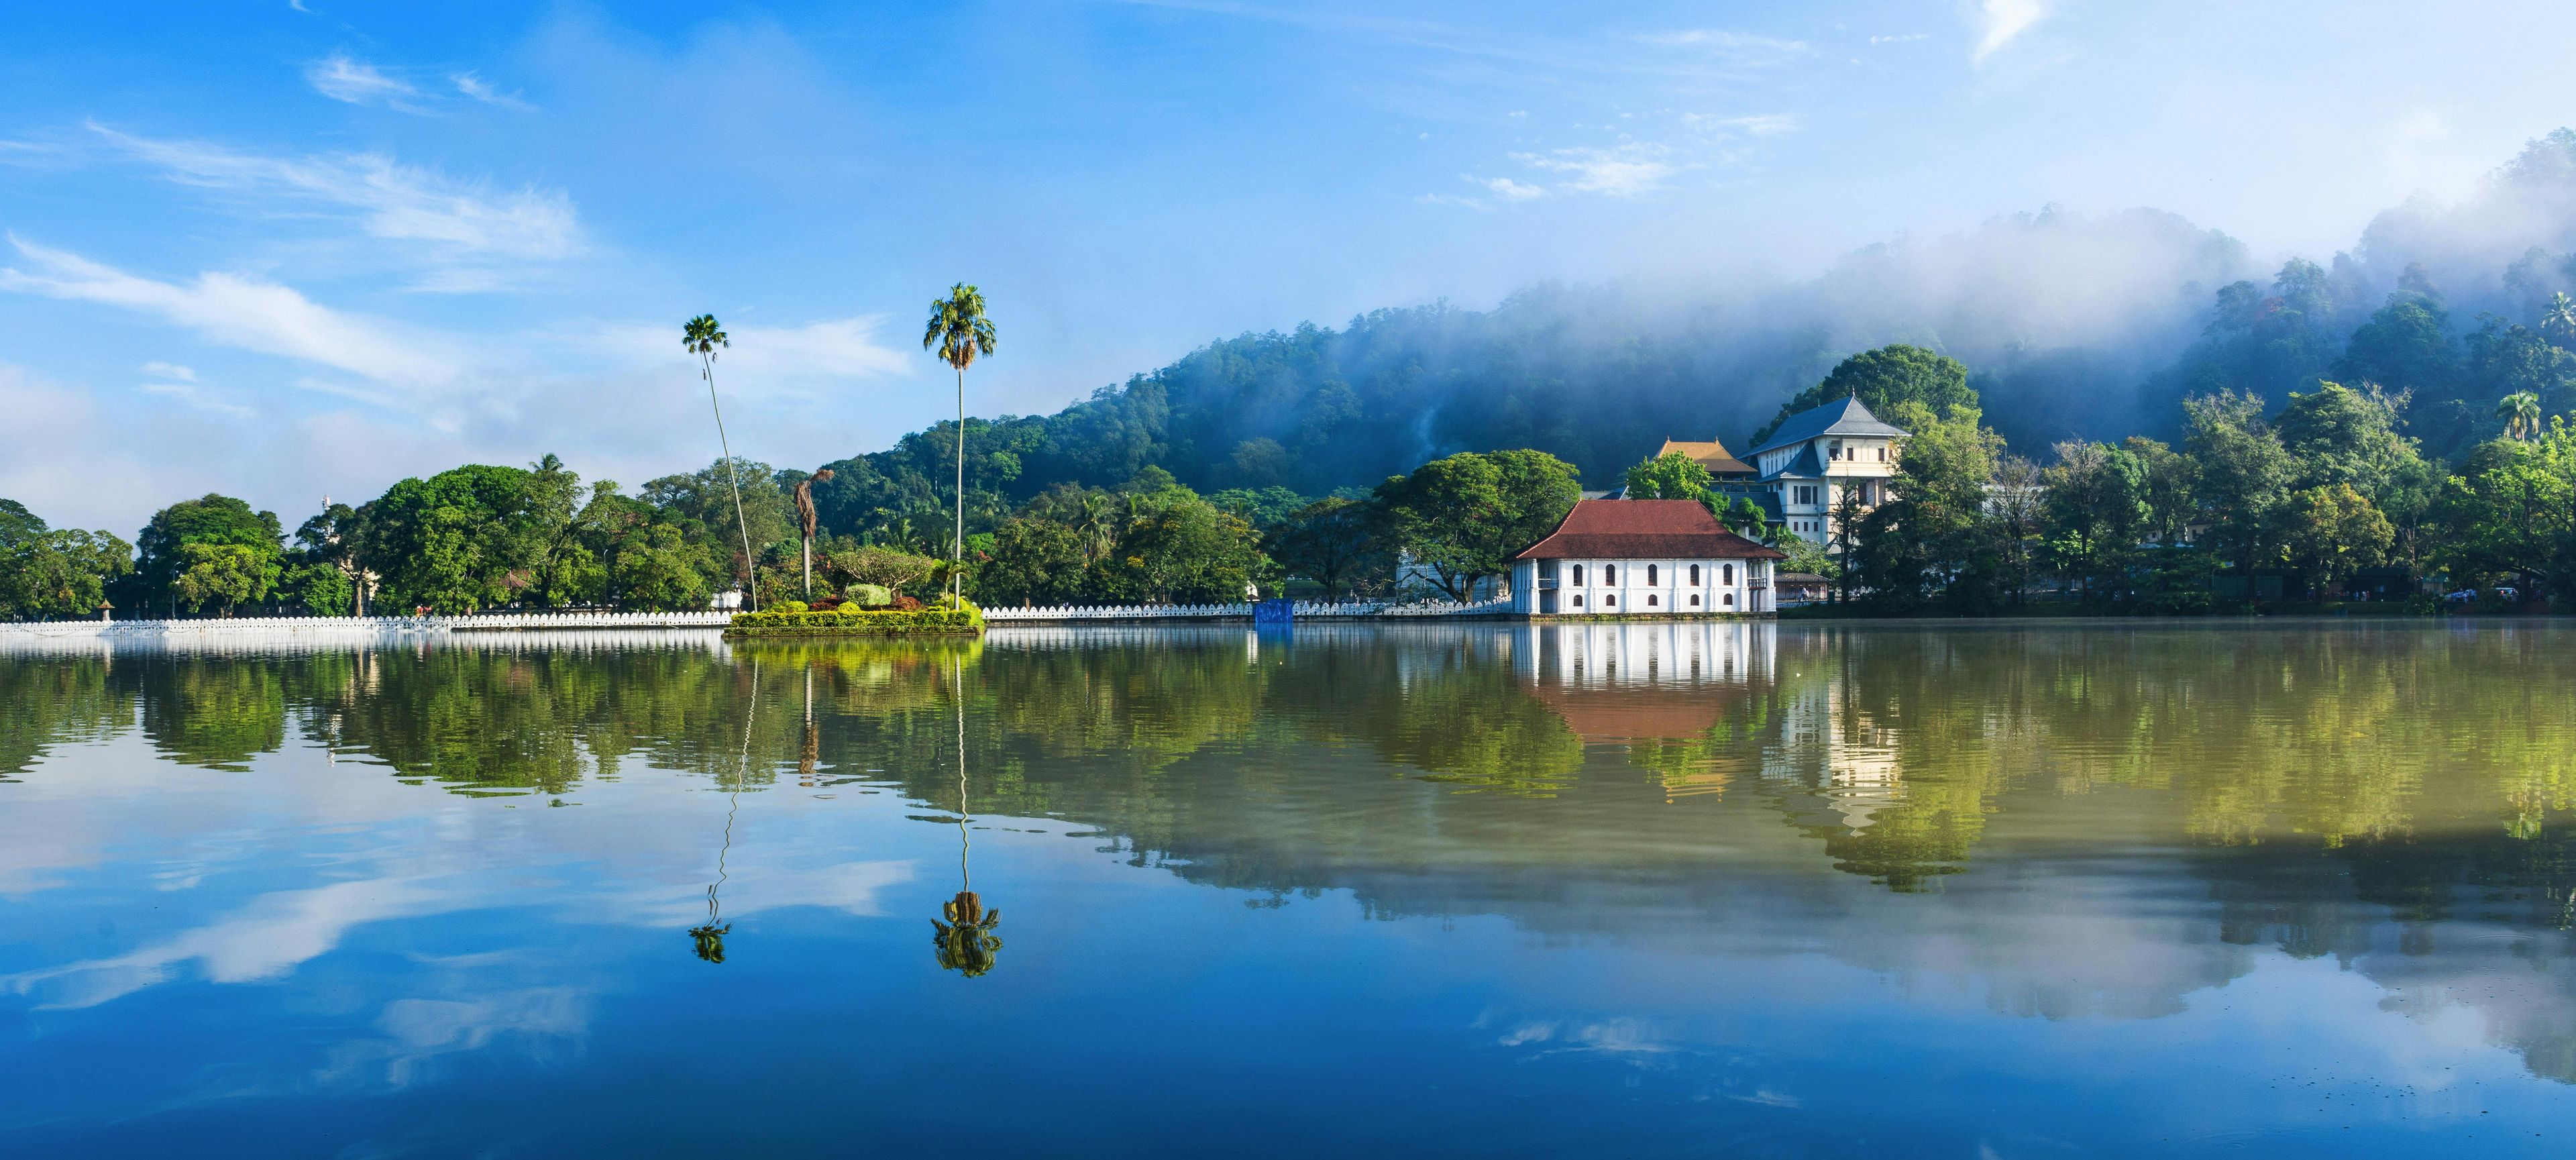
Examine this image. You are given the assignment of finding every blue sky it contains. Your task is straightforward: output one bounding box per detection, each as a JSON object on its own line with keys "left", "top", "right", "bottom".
{"left": 4, "top": 1, "right": 2573, "bottom": 533}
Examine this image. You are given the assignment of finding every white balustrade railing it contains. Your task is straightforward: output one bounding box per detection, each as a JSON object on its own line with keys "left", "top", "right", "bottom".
{"left": 981, "top": 598, "right": 1511, "bottom": 622}
{"left": 0, "top": 611, "right": 733, "bottom": 639}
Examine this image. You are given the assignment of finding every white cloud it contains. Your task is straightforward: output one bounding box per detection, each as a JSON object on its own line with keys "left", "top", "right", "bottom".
{"left": 141, "top": 380, "right": 257, "bottom": 419}
{"left": 305, "top": 53, "right": 419, "bottom": 107}
{"left": 1640, "top": 29, "right": 1811, "bottom": 68}
{"left": 140, "top": 360, "right": 196, "bottom": 382}
{"left": 1512, "top": 142, "right": 1682, "bottom": 197}
{"left": 1972, "top": 0, "right": 2049, "bottom": 63}
{"left": 451, "top": 72, "right": 533, "bottom": 110}
{"left": 1870, "top": 34, "right": 1929, "bottom": 45}
{"left": 1474, "top": 175, "right": 1548, "bottom": 201}
{"left": 1686, "top": 113, "right": 1800, "bottom": 138}
{"left": 0, "top": 237, "right": 455, "bottom": 386}
{"left": 91, "top": 124, "right": 582, "bottom": 268}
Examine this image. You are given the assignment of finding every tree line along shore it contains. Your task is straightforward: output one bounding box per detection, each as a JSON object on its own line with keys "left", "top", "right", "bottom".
{"left": 3, "top": 334, "right": 2569, "bottom": 621}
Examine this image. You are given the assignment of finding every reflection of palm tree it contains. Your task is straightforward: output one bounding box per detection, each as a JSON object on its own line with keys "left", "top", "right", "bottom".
{"left": 688, "top": 657, "right": 759, "bottom": 963}
{"left": 930, "top": 652, "right": 1002, "bottom": 976}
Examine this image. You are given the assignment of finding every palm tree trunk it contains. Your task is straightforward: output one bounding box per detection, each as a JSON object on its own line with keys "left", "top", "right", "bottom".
{"left": 802, "top": 535, "right": 812, "bottom": 600}
{"left": 704, "top": 353, "right": 758, "bottom": 612}
{"left": 954, "top": 364, "right": 966, "bottom": 603}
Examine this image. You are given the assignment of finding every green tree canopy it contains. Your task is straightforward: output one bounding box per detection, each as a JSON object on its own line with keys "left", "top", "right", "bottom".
{"left": 1263, "top": 496, "right": 1393, "bottom": 598}
{"left": 1621, "top": 451, "right": 1713, "bottom": 500}
{"left": 366, "top": 464, "right": 555, "bottom": 614}
{"left": 133, "top": 494, "right": 282, "bottom": 615}
{"left": 1751, "top": 344, "right": 1977, "bottom": 447}
{"left": 1375, "top": 450, "right": 1580, "bottom": 602}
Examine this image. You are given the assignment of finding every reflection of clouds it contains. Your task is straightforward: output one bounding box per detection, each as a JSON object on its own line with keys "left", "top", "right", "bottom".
{"left": 1491, "top": 1016, "right": 1676, "bottom": 1057}
{"left": 4, "top": 876, "right": 456, "bottom": 1008}
{"left": 2, "top": 859, "right": 912, "bottom": 1010}
{"left": 343, "top": 988, "right": 590, "bottom": 1090}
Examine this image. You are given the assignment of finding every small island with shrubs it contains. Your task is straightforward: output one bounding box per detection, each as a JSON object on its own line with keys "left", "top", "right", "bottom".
{"left": 724, "top": 586, "right": 984, "bottom": 637}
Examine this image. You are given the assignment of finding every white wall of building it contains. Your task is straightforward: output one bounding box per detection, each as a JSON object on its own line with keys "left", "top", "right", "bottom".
{"left": 1509, "top": 557, "right": 1775, "bottom": 615}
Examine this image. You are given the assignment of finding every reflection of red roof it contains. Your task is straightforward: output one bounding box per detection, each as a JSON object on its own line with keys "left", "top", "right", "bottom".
{"left": 1515, "top": 499, "right": 1786, "bottom": 561}
{"left": 1527, "top": 684, "right": 1730, "bottom": 742}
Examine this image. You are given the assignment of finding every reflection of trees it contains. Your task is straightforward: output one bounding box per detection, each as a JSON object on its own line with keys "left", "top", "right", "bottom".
{"left": 132, "top": 654, "right": 293, "bottom": 771}
{"left": 0, "top": 655, "right": 121, "bottom": 778}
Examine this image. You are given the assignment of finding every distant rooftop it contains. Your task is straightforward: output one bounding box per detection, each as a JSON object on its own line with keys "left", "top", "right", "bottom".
{"left": 1749, "top": 396, "right": 1910, "bottom": 457}
{"left": 1656, "top": 438, "right": 1754, "bottom": 476}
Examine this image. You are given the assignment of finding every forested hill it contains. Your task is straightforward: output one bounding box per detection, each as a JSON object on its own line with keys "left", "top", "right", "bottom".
{"left": 808, "top": 129, "right": 2576, "bottom": 541}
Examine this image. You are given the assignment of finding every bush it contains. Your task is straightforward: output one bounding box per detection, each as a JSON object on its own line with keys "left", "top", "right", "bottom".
{"left": 771, "top": 599, "right": 808, "bottom": 615}
{"left": 728, "top": 600, "right": 983, "bottom": 635}
{"left": 845, "top": 584, "right": 892, "bottom": 607}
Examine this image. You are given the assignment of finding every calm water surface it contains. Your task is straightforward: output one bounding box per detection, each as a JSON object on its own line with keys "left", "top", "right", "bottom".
{"left": 3, "top": 622, "right": 2575, "bottom": 1157}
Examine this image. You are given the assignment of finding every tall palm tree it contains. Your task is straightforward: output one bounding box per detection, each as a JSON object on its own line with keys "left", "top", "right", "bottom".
{"left": 2499, "top": 390, "right": 2543, "bottom": 441}
{"left": 2544, "top": 292, "right": 2576, "bottom": 350}
{"left": 683, "top": 315, "right": 759, "bottom": 611}
{"left": 922, "top": 284, "right": 997, "bottom": 603}
{"left": 792, "top": 468, "right": 835, "bottom": 599}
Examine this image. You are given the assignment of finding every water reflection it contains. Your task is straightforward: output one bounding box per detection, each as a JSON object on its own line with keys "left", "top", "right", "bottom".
{"left": 932, "top": 650, "right": 1004, "bottom": 978}
{"left": 5, "top": 622, "right": 2576, "bottom": 1102}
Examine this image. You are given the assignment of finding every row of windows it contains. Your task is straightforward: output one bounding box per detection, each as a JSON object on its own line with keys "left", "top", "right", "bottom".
{"left": 1566, "top": 564, "right": 1739, "bottom": 586}
{"left": 1568, "top": 592, "right": 1738, "bottom": 609}
{"left": 1827, "top": 441, "right": 1889, "bottom": 462}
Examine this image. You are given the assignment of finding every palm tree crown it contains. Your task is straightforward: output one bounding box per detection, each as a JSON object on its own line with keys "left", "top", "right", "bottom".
{"left": 2498, "top": 390, "right": 2543, "bottom": 441}
{"left": 922, "top": 284, "right": 998, "bottom": 370}
{"left": 683, "top": 314, "right": 729, "bottom": 358}
{"left": 922, "top": 284, "right": 997, "bottom": 602}
{"left": 2544, "top": 293, "right": 2576, "bottom": 348}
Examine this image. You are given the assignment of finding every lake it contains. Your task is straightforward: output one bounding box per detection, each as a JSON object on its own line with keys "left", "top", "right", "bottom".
{"left": 3, "top": 621, "right": 2573, "bottom": 1157}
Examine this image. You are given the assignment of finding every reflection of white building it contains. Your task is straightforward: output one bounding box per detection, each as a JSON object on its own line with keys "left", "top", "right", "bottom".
{"left": 1508, "top": 500, "right": 1785, "bottom": 616}
{"left": 1515, "top": 621, "right": 1776, "bottom": 687}
{"left": 1761, "top": 678, "right": 1903, "bottom": 830}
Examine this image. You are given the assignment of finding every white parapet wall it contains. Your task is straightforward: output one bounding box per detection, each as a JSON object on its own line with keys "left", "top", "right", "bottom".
{"left": 980, "top": 598, "right": 1511, "bottom": 623}
{"left": 0, "top": 611, "right": 734, "bottom": 643}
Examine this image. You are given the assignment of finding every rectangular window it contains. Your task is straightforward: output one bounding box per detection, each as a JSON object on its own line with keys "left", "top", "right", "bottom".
{"left": 1689, "top": 564, "right": 1701, "bottom": 584}
{"left": 1648, "top": 594, "right": 1658, "bottom": 607}
{"left": 1878, "top": 446, "right": 1888, "bottom": 462}
{"left": 1690, "top": 594, "right": 1700, "bottom": 607}
{"left": 1646, "top": 564, "right": 1658, "bottom": 585}
{"left": 1723, "top": 564, "right": 1734, "bottom": 584}
{"left": 1724, "top": 593, "right": 1735, "bottom": 607}
{"left": 1572, "top": 594, "right": 1582, "bottom": 607}
{"left": 1604, "top": 564, "right": 1617, "bottom": 584}
{"left": 1572, "top": 564, "right": 1584, "bottom": 585}
{"left": 1605, "top": 595, "right": 1616, "bottom": 608}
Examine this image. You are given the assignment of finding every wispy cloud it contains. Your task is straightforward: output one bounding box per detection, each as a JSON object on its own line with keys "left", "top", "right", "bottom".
{"left": 1640, "top": 29, "right": 1811, "bottom": 66}
{"left": 1972, "top": 0, "right": 2049, "bottom": 63}
{"left": 0, "top": 237, "right": 455, "bottom": 386}
{"left": 1870, "top": 34, "right": 1928, "bottom": 46}
{"left": 305, "top": 53, "right": 420, "bottom": 107}
{"left": 1474, "top": 174, "right": 1548, "bottom": 201}
{"left": 450, "top": 72, "right": 533, "bottom": 110}
{"left": 1511, "top": 142, "right": 1682, "bottom": 197}
{"left": 89, "top": 123, "right": 582, "bottom": 277}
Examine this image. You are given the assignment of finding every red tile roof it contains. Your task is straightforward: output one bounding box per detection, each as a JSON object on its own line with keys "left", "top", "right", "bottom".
{"left": 1514, "top": 499, "right": 1787, "bottom": 561}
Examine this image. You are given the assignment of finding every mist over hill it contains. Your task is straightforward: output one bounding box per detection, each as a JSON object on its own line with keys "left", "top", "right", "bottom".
{"left": 810, "top": 130, "right": 2576, "bottom": 537}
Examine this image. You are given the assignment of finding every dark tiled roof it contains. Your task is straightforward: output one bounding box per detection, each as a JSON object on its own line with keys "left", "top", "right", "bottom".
{"left": 1515, "top": 499, "right": 1787, "bottom": 561}
{"left": 1760, "top": 443, "right": 1827, "bottom": 481}
{"left": 1749, "top": 396, "right": 1910, "bottom": 457}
